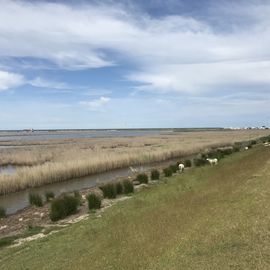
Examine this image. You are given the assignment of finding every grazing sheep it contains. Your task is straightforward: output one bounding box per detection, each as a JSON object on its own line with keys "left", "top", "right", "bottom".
{"left": 245, "top": 146, "right": 249, "bottom": 150}
{"left": 206, "top": 158, "right": 218, "bottom": 166}
{"left": 178, "top": 163, "right": 185, "bottom": 173}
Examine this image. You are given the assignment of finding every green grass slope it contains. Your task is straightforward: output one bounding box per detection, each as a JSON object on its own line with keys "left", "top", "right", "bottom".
{"left": 1, "top": 146, "right": 270, "bottom": 270}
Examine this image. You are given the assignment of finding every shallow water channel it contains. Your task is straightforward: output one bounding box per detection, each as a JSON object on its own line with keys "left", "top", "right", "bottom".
{"left": 0, "top": 164, "right": 153, "bottom": 215}
{"left": 0, "top": 153, "right": 193, "bottom": 216}
{"left": 0, "top": 165, "right": 16, "bottom": 175}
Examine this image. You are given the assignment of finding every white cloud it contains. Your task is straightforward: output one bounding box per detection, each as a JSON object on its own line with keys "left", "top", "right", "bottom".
{"left": 79, "top": 96, "right": 111, "bottom": 111}
{"left": 0, "top": 72, "right": 84, "bottom": 92}
{"left": 0, "top": 1, "right": 270, "bottom": 93}
{"left": 128, "top": 60, "right": 270, "bottom": 93}
{"left": 29, "top": 77, "right": 69, "bottom": 90}
{"left": 0, "top": 70, "right": 25, "bottom": 91}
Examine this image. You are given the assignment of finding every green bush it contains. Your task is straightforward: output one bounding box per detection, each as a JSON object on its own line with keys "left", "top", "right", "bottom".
{"left": 193, "top": 158, "right": 207, "bottom": 167}
{"left": 99, "top": 183, "right": 117, "bottom": 199}
{"left": 87, "top": 193, "right": 102, "bottom": 210}
{"left": 50, "top": 195, "right": 79, "bottom": 221}
{"left": 260, "top": 135, "right": 270, "bottom": 143}
{"left": 220, "top": 148, "right": 233, "bottom": 155}
{"left": 169, "top": 164, "right": 178, "bottom": 173}
{"left": 207, "top": 150, "right": 224, "bottom": 160}
{"left": 233, "top": 146, "right": 240, "bottom": 152}
{"left": 74, "top": 191, "right": 83, "bottom": 205}
{"left": 116, "top": 181, "right": 123, "bottom": 195}
{"left": 250, "top": 140, "right": 257, "bottom": 145}
{"left": 151, "top": 169, "right": 160, "bottom": 180}
{"left": 163, "top": 167, "right": 173, "bottom": 177}
{"left": 136, "top": 173, "right": 148, "bottom": 184}
{"left": 0, "top": 207, "right": 6, "bottom": 218}
{"left": 29, "top": 192, "right": 43, "bottom": 207}
{"left": 201, "top": 153, "right": 207, "bottom": 159}
{"left": 184, "top": 159, "right": 192, "bottom": 167}
{"left": 45, "top": 191, "right": 55, "bottom": 202}
{"left": 122, "top": 180, "right": 134, "bottom": 194}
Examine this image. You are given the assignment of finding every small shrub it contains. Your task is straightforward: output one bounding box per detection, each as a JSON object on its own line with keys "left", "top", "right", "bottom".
{"left": 151, "top": 169, "right": 160, "bottom": 180}
{"left": 87, "top": 193, "right": 102, "bottom": 210}
{"left": 193, "top": 158, "right": 207, "bottom": 167}
{"left": 163, "top": 167, "right": 173, "bottom": 177}
{"left": 50, "top": 195, "right": 79, "bottom": 221}
{"left": 29, "top": 192, "right": 43, "bottom": 207}
{"left": 207, "top": 149, "right": 224, "bottom": 160}
{"left": 122, "top": 180, "right": 134, "bottom": 194}
{"left": 115, "top": 181, "right": 123, "bottom": 195}
{"left": 201, "top": 153, "right": 207, "bottom": 159}
{"left": 233, "top": 146, "right": 240, "bottom": 152}
{"left": 45, "top": 191, "right": 55, "bottom": 202}
{"left": 0, "top": 235, "right": 17, "bottom": 248}
{"left": 221, "top": 148, "right": 233, "bottom": 155}
{"left": 234, "top": 142, "right": 242, "bottom": 147}
{"left": 207, "top": 150, "right": 217, "bottom": 158}
{"left": 136, "top": 173, "right": 148, "bottom": 184}
{"left": 184, "top": 159, "right": 192, "bottom": 167}
{"left": 0, "top": 207, "right": 6, "bottom": 218}
{"left": 99, "top": 183, "right": 117, "bottom": 199}
{"left": 74, "top": 191, "right": 83, "bottom": 205}
{"left": 169, "top": 164, "right": 178, "bottom": 173}
{"left": 250, "top": 140, "right": 257, "bottom": 145}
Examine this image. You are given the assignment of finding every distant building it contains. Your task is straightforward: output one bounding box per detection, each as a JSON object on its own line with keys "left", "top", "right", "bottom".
{"left": 23, "top": 128, "right": 34, "bottom": 133}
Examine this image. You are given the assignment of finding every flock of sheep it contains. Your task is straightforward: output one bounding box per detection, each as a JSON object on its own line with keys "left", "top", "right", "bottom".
{"left": 178, "top": 141, "right": 269, "bottom": 173}
{"left": 132, "top": 141, "right": 269, "bottom": 175}
{"left": 178, "top": 157, "right": 218, "bottom": 172}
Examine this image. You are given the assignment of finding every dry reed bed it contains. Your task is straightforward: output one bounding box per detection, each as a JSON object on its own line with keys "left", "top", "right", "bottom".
{"left": 0, "top": 130, "right": 268, "bottom": 166}
{"left": 0, "top": 130, "right": 269, "bottom": 195}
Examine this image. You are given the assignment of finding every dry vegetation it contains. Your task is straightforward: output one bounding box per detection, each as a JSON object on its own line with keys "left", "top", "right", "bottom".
{"left": 0, "top": 144, "right": 270, "bottom": 269}
{"left": 0, "top": 130, "right": 269, "bottom": 195}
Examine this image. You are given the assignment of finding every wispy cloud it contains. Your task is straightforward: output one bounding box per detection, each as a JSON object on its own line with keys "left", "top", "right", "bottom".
{"left": 0, "top": 0, "right": 270, "bottom": 128}
{"left": 1, "top": 0, "right": 270, "bottom": 94}
{"left": 29, "top": 77, "right": 70, "bottom": 90}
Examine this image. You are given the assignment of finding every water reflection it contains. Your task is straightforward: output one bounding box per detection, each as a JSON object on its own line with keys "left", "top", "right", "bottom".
{"left": 0, "top": 165, "right": 16, "bottom": 175}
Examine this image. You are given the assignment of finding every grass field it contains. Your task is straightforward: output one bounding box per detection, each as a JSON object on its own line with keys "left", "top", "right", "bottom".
{"left": 0, "top": 144, "right": 270, "bottom": 269}
{"left": 0, "top": 129, "right": 269, "bottom": 194}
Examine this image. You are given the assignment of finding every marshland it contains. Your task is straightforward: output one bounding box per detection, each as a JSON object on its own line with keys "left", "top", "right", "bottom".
{"left": 0, "top": 129, "right": 269, "bottom": 195}
{"left": 0, "top": 134, "right": 270, "bottom": 269}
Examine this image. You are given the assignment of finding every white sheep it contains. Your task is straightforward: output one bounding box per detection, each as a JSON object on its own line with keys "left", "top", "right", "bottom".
{"left": 206, "top": 158, "right": 218, "bottom": 166}
{"left": 178, "top": 163, "right": 185, "bottom": 173}
{"left": 245, "top": 146, "right": 249, "bottom": 150}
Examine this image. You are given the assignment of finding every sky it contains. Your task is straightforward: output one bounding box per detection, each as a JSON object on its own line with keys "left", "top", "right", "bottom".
{"left": 0, "top": 0, "right": 270, "bottom": 129}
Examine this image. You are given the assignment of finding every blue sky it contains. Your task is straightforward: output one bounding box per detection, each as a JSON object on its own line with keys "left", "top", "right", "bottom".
{"left": 0, "top": 0, "right": 270, "bottom": 129}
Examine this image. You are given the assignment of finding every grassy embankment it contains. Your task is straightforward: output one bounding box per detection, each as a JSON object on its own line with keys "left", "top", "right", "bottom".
{"left": 0, "top": 130, "right": 269, "bottom": 195}
{"left": 0, "top": 144, "right": 270, "bottom": 269}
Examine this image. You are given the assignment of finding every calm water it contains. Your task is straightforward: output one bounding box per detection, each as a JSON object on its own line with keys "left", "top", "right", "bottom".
{"left": 0, "top": 155, "right": 184, "bottom": 215}
{"left": 0, "top": 165, "right": 148, "bottom": 215}
{"left": 0, "top": 165, "right": 16, "bottom": 175}
{"left": 0, "top": 129, "right": 167, "bottom": 142}
{"left": 0, "top": 129, "right": 177, "bottom": 215}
